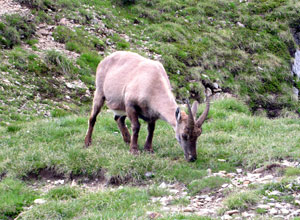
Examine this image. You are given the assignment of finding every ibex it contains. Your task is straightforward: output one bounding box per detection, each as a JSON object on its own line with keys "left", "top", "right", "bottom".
{"left": 84, "top": 51, "right": 210, "bottom": 162}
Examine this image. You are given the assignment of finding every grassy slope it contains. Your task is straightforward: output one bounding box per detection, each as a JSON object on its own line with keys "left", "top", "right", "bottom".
{"left": 1, "top": 98, "right": 300, "bottom": 219}
{"left": 1, "top": 0, "right": 300, "bottom": 218}
{"left": 1, "top": 98, "right": 300, "bottom": 181}
{"left": 108, "top": 0, "right": 300, "bottom": 115}
{"left": 1, "top": 0, "right": 300, "bottom": 126}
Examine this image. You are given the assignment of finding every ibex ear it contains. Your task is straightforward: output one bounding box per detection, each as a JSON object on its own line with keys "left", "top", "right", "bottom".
{"left": 175, "top": 107, "right": 181, "bottom": 122}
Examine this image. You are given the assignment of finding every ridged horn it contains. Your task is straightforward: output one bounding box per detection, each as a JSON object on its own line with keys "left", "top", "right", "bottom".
{"left": 196, "top": 90, "right": 210, "bottom": 127}
{"left": 186, "top": 99, "right": 195, "bottom": 132}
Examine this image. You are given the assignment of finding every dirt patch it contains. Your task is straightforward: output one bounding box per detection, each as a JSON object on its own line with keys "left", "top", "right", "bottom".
{"left": 0, "top": 0, "right": 30, "bottom": 18}
{"left": 24, "top": 168, "right": 65, "bottom": 181}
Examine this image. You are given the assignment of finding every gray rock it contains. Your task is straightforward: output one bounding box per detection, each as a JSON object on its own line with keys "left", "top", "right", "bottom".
{"left": 34, "top": 199, "right": 46, "bottom": 204}
{"left": 145, "top": 172, "right": 154, "bottom": 178}
{"left": 183, "top": 207, "right": 194, "bottom": 212}
{"left": 159, "top": 182, "right": 167, "bottom": 189}
{"left": 281, "top": 208, "right": 290, "bottom": 215}
{"left": 257, "top": 204, "right": 270, "bottom": 209}
{"left": 269, "top": 208, "right": 278, "bottom": 215}
{"left": 222, "top": 214, "right": 232, "bottom": 220}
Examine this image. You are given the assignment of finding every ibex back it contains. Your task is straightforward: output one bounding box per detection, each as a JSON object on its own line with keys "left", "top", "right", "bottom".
{"left": 84, "top": 51, "right": 210, "bottom": 162}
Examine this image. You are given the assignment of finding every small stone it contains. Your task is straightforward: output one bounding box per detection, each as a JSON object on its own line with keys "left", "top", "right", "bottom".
{"left": 159, "top": 182, "right": 167, "bottom": 189}
{"left": 274, "top": 203, "right": 282, "bottom": 209}
{"left": 222, "top": 183, "right": 229, "bottom": 188}
{"left": 218, "top": 159, "right": 226, "bottom": 162}
{"left": 236, "top": 168, "right": 242, "bottom": 173}
{"left": 263, "top": 175, "right": 274, "bottom": 180}
{"left": 291, "top": 210, "right": 300, "bottom": 216}
{"left": 269, "top": 208, "right": 278, "bottom": 215}
{"left": 222, "top": 214, "right": 232, "bottom": 220}
{"left": 269, "top": 190, "right": 281, "bottom": 196}
{"left": 207, "top": 168, "right": 212, "bottom": 175}
{"left": 205, "top": 196, "right": 212, "bottom": 202}
{"left": 243, "top": 180, "right": 251, "bottom": 185}
{"left": 146, "top": 211, "right": 162, "bottom": 219}
{"left": 226, "top": 210, "right": 239, "bottom": 215}
{"left": 281, "top": 208, "right": 290, "bottom": 215}
{"left": 145, "top": 172, "right": 154, "bottom": 178}
{"left": 169, "top": 189, "right": 179, "bottom": 194}
{"left": 161, "top": 207, "right": 171, "bottom": 211}
{"left": 183, "top": 207, "right": 194, "bottom": 212}
{"left": 71, "top": 180, "right": 77, "bottom": 187}
{"left": 257, "top": 204, "right": 270, "bottom": 209}
{"left": 242, "top": 212, "right": 251, "bottom": 217}
{"left": 34, "top": 199, "right": 46, "bottom": 204}
{"left": 237, "top": 22, "right": 245, "bottom": 27}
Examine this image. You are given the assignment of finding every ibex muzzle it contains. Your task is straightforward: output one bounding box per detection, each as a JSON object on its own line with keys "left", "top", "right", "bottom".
{"left": 175, "top": 94, "right": 210, "bottom": 162}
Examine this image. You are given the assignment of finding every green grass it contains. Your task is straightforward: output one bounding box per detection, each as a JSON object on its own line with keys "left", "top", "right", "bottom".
{"left": 0, "top": 178, "right": 38, "bottom": 219}
{"left": 187, "top": 176, "right": 229, "bottom": 195}
{"left": 285, "top": 167, "right": 300, "bottom": 177}
{"left": 20, "top": 187, "right": 155, "bottom": 219}
{"left": 46, "top": 186, "right": 80, "bottom": 200}
{"left": 169, "top": 197, "right": 190, "bottom": 206}
{"left": 1, "top": 98, "right": 300, "bottom": 184}
{"left": 222, "top": 190, "right": 260, "bottom": 212}
{"left": 1, "top": 0, "right": 300, "bottom": 218}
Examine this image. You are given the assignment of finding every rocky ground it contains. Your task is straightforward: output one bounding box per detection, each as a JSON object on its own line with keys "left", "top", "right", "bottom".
{"left": 22, "top": 160, "right": 300, "bottom": 220}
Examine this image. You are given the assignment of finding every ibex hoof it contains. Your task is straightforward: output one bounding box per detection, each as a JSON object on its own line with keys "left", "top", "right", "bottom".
{"left": 144, "top": 147, "right": 154, "bottom": 154}
{"left": 130, "top": 148, "right": 140, "bottom": 155}
{"left": 84, "top": 138, "right": 92, "bottom": 148}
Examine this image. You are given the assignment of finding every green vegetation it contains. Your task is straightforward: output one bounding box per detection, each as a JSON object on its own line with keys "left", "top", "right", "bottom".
{"left": 188, "top": 176, "right": 229, "bottom": 195}
{"left": 20, "top": 187, "right": 154, "bottom": 219}
{"left": 1, "top": 0, "right": 300, "bottom": 218}
{"left": 1, "top": 98, "right": 300, "bottom": 182}
{"left": 285, "top": 167, "right": 300, "bottom": 177}
{"left": 46, "top": 186, "right": 80, "bottom": 200}
{"left": 53, "top": 26, "right": 105, "bottom": 54}
{"left": 0, "top": 14, "right": 36, "bottom": 48}
{"left": 86, "top": 0, "right": 300, "bottom": 115}
{"left": 222, "top": 190, "right": 260, "bottom": 212}
{"left": 0, "top": 178, "right": 38, "bottom": 219}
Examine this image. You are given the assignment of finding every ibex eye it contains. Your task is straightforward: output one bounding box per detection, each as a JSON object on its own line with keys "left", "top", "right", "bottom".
{"left": 182, "top": 134, "right": 188, "bottom": 140}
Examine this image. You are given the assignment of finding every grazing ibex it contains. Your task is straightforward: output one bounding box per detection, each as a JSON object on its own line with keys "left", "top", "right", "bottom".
{"left": 84, "top": 51, "right": 210, "bottom": 162}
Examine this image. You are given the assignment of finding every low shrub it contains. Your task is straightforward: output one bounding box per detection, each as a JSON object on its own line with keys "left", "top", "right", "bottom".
{"left": 0, "top": 14, "right": 36, "bottom": 48}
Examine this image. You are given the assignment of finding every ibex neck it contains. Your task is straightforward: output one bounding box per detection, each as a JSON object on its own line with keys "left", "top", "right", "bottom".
{"left": 156, "top": 97, "right": 178, "bottom": 129}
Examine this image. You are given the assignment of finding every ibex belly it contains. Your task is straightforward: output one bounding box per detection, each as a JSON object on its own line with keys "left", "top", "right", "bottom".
{"left": 111, "top": 109, "right": 127, "bottom": 117}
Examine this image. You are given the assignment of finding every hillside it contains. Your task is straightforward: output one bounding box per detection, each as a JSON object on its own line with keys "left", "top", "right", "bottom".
{"left": 0, "top": 0, "right": 300, "bottom": 125}
{"left": 1, "top": 0, "right": 300, "bottom": 219}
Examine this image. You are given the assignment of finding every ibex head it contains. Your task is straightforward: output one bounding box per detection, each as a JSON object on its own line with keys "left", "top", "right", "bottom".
{"left": 175, "top": 91, "right": 210, "bottom": 162}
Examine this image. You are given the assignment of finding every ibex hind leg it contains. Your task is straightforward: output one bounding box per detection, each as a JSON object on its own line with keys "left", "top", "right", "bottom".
{"left": 144, "top": 121, "right": 155, "bottom": 153}
{"left": 84, "top": 90, "right": 105, "bottom": 147}
{"left": 126, "top": 105, "right": 140, "bottom": 155}
{"left": 114, "top": 115, "right": 131, "bottom": 144}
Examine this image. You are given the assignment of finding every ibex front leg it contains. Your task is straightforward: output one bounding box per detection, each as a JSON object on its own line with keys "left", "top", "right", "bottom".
{"left": 126, "top": 105, "right": 140, "bottom": 155}
{"left": 144, "top": 121, "right": 155, "bottom": 153}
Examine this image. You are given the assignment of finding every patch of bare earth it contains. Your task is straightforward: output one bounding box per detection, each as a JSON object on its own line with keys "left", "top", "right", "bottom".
{"left": 0, "top": 0, "right": 30, "bottom": 18}
{"left": 22, "top": 22, "right": 80, "bottom": 60}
